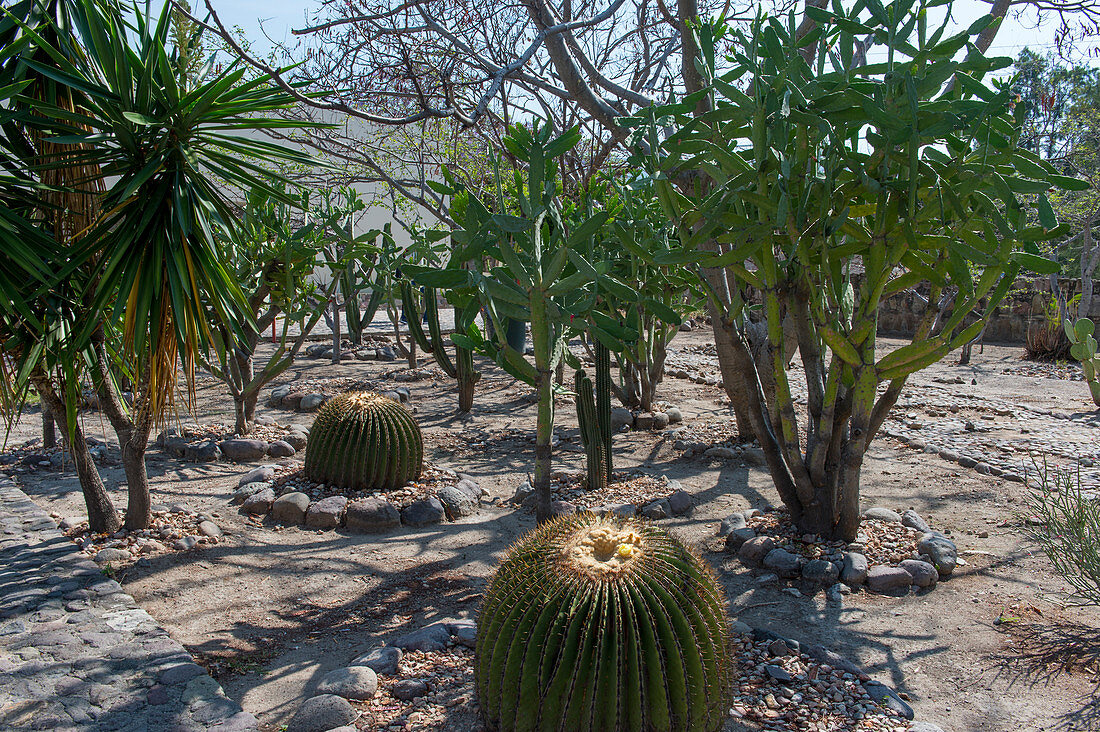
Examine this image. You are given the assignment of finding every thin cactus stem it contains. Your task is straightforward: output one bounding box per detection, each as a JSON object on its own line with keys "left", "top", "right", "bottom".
{"left": 575, "top": 370, "right": 607, "bottom": 492}
{"left": 401, "top": 281, "right": 433, "bottom": 353}
{"left": 425, "top": 287, "right": 457, "bottom": 377}
{"left": 595, "top": 341, "right": 613, "bottom": 479}
{"left": 456, "top": 345, "right": 480, "bottom": 412}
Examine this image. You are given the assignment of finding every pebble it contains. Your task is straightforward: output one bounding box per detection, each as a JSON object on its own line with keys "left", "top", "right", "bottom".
{"left": 391, "top": 678, "right": 430, "bottom": 701}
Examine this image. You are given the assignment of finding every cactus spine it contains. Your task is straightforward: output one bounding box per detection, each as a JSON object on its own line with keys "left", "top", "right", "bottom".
{"left": 575, "top": 370, "right": 607, "bottom": 491}
{"left": 1066, "top": 317, "right": 1100, "bottom": 406}
{"left": 475, "top": 513, "right": 732, "bottom": 732}
{"left": 304, "top": 392, "right": 423, "bottom": 490}
{"left": 594, "top": 340, "right": 613, "bottom": 478}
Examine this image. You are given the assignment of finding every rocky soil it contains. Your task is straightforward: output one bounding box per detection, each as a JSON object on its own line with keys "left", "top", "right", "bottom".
{"left": 2, "top": 329, "right": 1100, "bottom": 731}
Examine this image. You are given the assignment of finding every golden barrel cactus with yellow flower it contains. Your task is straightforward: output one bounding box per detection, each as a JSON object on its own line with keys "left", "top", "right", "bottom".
{"left": 475, "top": 512, "right": 731, "bottom": 731}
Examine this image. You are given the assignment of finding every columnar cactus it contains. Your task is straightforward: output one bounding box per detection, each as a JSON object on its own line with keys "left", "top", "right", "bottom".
{"left": 475, "top": 513, "right": 731, "bottom": 731}
{"left": 303, "top": 392, "right": 423, "bottom": 490}
{"left": 1066, "top": 318, "right": 1100, "bottom": 407}
{"left": 574, "top": 370, "right": 607, "bottom": 491}
{"left": 594, "top": 341, "right": 613, "bottom": 477}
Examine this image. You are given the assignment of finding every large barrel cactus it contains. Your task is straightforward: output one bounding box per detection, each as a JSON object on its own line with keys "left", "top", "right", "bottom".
{"left": 476, "top": 513, "right": 731, "bottom": 731}
{"left": 303, "top": 392, "right": 423, "bottom": 490}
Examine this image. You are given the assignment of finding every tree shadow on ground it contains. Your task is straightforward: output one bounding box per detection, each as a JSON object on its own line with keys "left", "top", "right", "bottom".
{"left": 984, "top": 617, "right": 1100, "bottom": 731}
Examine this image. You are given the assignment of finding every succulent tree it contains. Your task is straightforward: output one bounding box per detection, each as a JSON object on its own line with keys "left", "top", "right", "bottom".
{"left": 627, "top": 3, "right": 1067, "bottom": 541}
{"left": 204, "top": 186, "right": 377, "bottom": 435}
{"left": 408, "top": 123, "right": 608, "bottom": 522}
{"left": 580, "top": 177, "right": 702, "bottom": 412}
{"left": 476, "top": 512, "right": 731, "bottom": 731}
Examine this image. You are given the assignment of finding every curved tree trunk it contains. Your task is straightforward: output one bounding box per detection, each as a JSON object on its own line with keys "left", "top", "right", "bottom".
{"left": 32, "top": 372, "right": 120, "bottom": 534}
{"left": 90, "top": 329, "right": 153, "bottom": 530}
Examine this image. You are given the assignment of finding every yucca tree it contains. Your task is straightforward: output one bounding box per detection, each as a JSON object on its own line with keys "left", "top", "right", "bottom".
{"left": 0, "top": 0, "right": 321, "bottom": 530}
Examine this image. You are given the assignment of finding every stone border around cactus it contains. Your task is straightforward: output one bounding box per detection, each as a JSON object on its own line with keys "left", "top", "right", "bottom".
{"left": 229, "top": 464, "right": 487, "bottom": 533}
{"left": 284, "top": 616, "right": 946, "bottom": 732}
{"left": 510, "top": 473, "right": 697, "bottom": 521}
{"left": 157, "top": 424, "right": 308, "bottom": 463}
{"left": 723, "top": 507, "right": 958, "bottom": 598}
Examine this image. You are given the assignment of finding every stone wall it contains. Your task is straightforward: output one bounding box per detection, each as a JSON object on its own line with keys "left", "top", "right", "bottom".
{"left": 878, "top": 277, "right": 1097, "bottom": 343}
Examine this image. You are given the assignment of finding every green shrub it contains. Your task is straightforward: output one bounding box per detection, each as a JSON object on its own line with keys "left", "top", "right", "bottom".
{"left": 303, "top": 392, "right": 422, "bottom": 490}
{"left": 475, "top": 512, "right": 731, "bottom": 731}
{"left": 1024, "top": 460, "right": 1100, "bottom": 605}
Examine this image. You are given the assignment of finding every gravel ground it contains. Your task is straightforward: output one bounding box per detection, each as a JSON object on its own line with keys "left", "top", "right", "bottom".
{"left": 2, "top": 329, "right": 1099, "bottom": 731}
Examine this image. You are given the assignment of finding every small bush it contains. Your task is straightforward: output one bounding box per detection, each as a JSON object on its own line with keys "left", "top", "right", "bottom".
{"left": 1023, "top": 460, "right": 1100, "bottom": 605}
{"left": 1025, "top": 293, "right": 1078, "bottom": 362}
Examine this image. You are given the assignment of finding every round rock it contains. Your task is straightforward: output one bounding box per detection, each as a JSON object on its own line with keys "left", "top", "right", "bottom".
{"left": 862, "top": 507, "right": 902, "bottom": 523}
{"left": 219, "top": 439, "right": 268, "bottom": 462}
{"left": 271, "top": 492, "right": 310, "bottom": 525}
{"left": 802, "top": 559, "right": 840, "bottom": 586}
{"left": 94, "top": 548, "right": 130, "bottom": 563}
{"left": 718, "top": 513, "right": 747, "bottom": 536}
{"left": 267, "top": 440, "right": 296, "bottom": 458}
{"left": 866, "top": 565, "right": 913, "bottom": 594}
{"left": 300, "top": 394, "right": 327, "bottom": 412}
{"left": 352, "top": 647, "right": 402, "bottom": 675}
{"left": 840, "top": 552, "right": 869, "bottom": 586}
{"left": 241, "top": 488, "right": 275, "bottom": 515}
{"left": 901, "top": 509, "right": 931, "bottom": 533}
{"left": 738, "top": 536, "right": 778, "bottom": 568}
{"left": 899, "top": 559, "right": 938, "bottom": 588}
{"left": 283, "top": 432, "right": 308, "bottom": 451}
{"left": 401, "top": 497, "right": 445, "bottom": 527}
{"left": 305, "top": 496, "right": 349, "bottom": 529}
{"left": 724, "top": 527, "right": 756, "bottom": 552}
{"left": 197, "top": 521, "right": 222, "bottom": 538}
{"left": 316, "top": 666, "right": 377, "bottom": 701}
{"left": 436, "top": 484, "right": 478, "bottom": 520}
{"left": 345, "top": 499, "right": 400, "bottom": 533}
{"left": 763, "top": 548, "right": 803, "bottom": 579}
{"left": 610, "top": 407, "right": 633, "bottom": 430}
{"left": 666, "top": 489, "right": 693, "bottom": 516}
{"left": 286, "top": 694, "right": 357, "bottom": 732}
{"left": 391, "top": 679, "right": 429, "bottom": 701}
{"left": 917, "top": 532, "right": 958, "bottom": 576}
{"left": 238, "top": 466, "right": 276, "bottom": 488}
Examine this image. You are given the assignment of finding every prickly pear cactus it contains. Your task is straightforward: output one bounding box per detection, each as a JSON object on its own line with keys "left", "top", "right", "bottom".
{"left": 304, "top": 392, "right": 423, "bottom": 490}
{"left": 475, "top": 513, "right": 731, "bottom": 731}
{"left": 1066, "top": 318, "right": 1100, "bottom": 407}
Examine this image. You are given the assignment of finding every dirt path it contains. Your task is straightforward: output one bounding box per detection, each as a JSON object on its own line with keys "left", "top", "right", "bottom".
{"left": 4, "top": 331, "right": 1100, "bottom": 731}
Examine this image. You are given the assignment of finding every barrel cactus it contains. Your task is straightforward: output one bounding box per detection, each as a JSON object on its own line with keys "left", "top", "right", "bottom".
{"left": 475, "top": 512, "right": 731, "bottom": 731}
{"left": 303, "top": 392, "right": 423, "bottom": 490}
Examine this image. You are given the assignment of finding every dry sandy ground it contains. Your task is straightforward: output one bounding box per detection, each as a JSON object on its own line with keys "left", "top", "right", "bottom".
{"left": 6, "top": 331, "right": 1100, "bottom": 732}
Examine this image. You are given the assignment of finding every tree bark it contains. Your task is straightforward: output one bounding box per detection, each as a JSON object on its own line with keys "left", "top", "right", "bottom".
{"left": 41, "top": 404, "right": 56, "bottom": 449}
{"left": 90, "top": 330, "right": 153, "bottom": 530}
{"left": 32, "top": 372, "right": 121, "bottom": 534}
